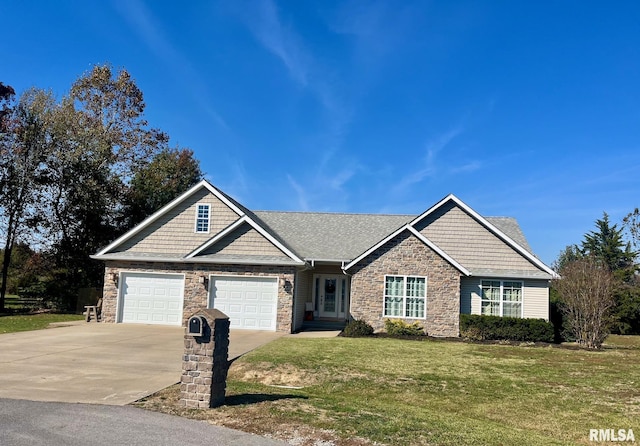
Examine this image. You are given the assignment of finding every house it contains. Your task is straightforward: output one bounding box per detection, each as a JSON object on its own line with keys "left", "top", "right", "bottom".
{"left": 92, "top": 180, "right": 557, "bottom": 336}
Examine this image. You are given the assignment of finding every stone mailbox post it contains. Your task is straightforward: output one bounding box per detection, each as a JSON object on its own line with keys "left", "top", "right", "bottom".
{"left": 179, "top": 309, "right": 230, "bottom": 408}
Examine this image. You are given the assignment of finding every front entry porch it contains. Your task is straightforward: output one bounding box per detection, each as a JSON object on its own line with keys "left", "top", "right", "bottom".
{"left": 295, "top": 266, "right": 351, "bottom": 332}
{"left": 313, "top": 274, "right": 349, "bottom": 320}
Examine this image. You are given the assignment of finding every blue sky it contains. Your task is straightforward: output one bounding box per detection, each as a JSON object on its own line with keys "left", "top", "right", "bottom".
{"left": 3, "top": 1, "right": 640, "bottom": 265}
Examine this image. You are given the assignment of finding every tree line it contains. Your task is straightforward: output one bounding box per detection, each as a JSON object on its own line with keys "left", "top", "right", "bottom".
{"left": 552, "top": 213, "right": 640, "bottom": 348}
{"left": 0, "top": 64, "right": 203, "bottom": 311}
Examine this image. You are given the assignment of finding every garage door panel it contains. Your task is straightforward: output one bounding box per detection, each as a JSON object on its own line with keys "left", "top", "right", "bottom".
{"left": 210, "top": 276, "right": 277, "bottom": 331}
{"left": 120, "top": 273, "right": 184, "bottom": 326}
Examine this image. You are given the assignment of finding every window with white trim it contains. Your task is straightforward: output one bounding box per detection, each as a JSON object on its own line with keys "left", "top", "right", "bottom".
{"left": 481, "top": 280, "right": 523, "bottom": 317}
{"left": 384, "top": 275, "right": 426, "bottom": 318}
{"left": 195, "top": 204, "right": 210, "bottom": 233}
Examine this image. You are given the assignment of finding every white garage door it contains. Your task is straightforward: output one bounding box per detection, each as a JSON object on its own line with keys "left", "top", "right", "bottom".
{"left": 120, "top": 273, "right": 184, "bottom": 325}
{"left": 210, "top": 276, "right": 278, "bottom": 331}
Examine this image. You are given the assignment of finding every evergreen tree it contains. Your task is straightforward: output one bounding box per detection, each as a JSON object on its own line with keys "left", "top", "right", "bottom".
{"left": 580, "top": 213, "right": 639, "bottom": 334}
{"left": 581, "top": 212, "right": 636, "bottom": 282}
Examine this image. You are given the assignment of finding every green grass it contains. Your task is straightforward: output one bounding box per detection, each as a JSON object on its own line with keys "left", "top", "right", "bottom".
{"left": 604, "top": 334, "right": 640, "bottom": 348}
{"left": 215, "top": 336, "right": 640, "bottom": 445}
{"left": 0, "top": 313, "right": 83, "bottom": 334}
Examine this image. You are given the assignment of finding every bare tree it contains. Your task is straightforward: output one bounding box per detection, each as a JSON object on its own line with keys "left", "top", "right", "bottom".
{"left": 623, "top": 208, "right": 640, "bottom": 251}
{"left": 553, "top": 257, "right": 615, "bottom": 349}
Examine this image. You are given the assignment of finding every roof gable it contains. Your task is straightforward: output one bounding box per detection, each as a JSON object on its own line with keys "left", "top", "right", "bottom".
{"left": 411, "top": 194, "right": 557, "bottom": 278}
{"left": 96, "top": 181, "right": 242, "bottom": 256}
{"left": 344, "top": 226, "right": 470, "bottom": 274}
{"left": 187, "top": 216, "right": 304, "bottom": 264}
{"left": 95, "top": 180, "right": 303, "bottom": 265}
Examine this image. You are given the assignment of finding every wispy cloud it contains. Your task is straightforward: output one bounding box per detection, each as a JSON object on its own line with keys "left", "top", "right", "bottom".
{"left": 450, "top": 160, "right": 482, "bottom": 174}
{"left": 238, "top": 0, "right": 356, "bottom": 208}
{"left": 111, "top": 0, "right": 228, "bottom": 130}
{"left": 330, "top": 0, "right": 421, "bottom": 76}
{"left": 391, "top": 127, "right": 463, "bottom": 194}
{"left": 287, "top": 174, "right": 309, "bottom": 211}
{"left": 248, "top": 0, "right": 309, "bottom": 87}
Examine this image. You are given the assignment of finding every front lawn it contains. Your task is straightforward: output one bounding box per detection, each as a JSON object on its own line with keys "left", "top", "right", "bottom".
{"left": 0, "top": 313, "right": 84, "bottom": 334}
{"left": 135, "top": 336, "right": 640, "bottom": 445}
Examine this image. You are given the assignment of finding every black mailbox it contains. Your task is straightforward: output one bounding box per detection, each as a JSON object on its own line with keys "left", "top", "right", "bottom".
{"left": 187, "top": 315, "right": 204, "bottom": 336}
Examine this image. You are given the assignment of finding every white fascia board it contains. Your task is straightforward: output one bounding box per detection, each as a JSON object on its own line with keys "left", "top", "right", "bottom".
{"left": 406, "top": 226, "right": 470, "bottom": 275}
{"left": 96, "top": 179, "right": 244, "bottom": 256}
{"left": 186, "top": 217, "right": 248, "bottom": 258}
{"left": 90, "top": 254, "right": 300, "bottom": 266}
{"left": 201, "top": 181, "right": 246, "bottom": 216}
{"left": 344, "top": 225, "right": 409, "bottom": 271}
{"left": 242, "top": 216, "right": 305, "bottom": 264}
{"left": 411, "top": 194, "right": 558, "bottom": 278}
{"left": 187, "top": 215, "right": 305, "bottom": 265}
{"left": 90, "top": 254, "right": 184, "bottom": 262}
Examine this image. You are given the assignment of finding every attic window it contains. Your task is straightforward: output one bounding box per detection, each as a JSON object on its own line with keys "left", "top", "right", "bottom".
{"left": 195, "top": 204, "right": 210, "bottom": 233}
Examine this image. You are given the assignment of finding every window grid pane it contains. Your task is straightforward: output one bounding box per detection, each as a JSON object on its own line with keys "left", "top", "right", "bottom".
{"left": 481, "top": 281, "right": 500, "bottom": 301}
{"left": 481, "top": 301, "right": 500, "bottom": 316}
{"left": 385, "top": 297, "right": 403, "bottom": 317}
{"left": 480, "top": 280, "right": 523, "bottom": 317}
{"left": 385, "top": 276, "right": 404, "bottom": 297}
{"left": 384, "top": 276, "right": 426, "bottom": 318}
{"left": 196, "top": 205, "right": 210, "bottom": 233}
{"left": 502, "top": 281, "right": 522, "bottom": 317}
{"left": 406, "top": 277, "right": 426, "bottom": 297}
{"left": 405, "top": 297, "right": 425, "bottom": 318}
{"left": 503, "top": 302, "right": 522, "bottom": 318}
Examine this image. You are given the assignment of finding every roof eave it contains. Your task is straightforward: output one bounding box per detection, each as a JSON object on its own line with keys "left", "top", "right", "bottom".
{"left": 91, "top": 254, "right": 304, "bottom": 266}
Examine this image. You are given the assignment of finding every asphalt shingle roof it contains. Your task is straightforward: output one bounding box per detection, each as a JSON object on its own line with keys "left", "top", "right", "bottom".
{"left": 254, "top": 211, "right": 413, "bottom": 261}
{"left": 254, "top": 211, "right": 536, "bottom": 262}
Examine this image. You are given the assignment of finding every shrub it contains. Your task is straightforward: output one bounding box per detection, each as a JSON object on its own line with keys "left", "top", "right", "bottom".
{"left": 459, "top": 314, "right": 554, "bottom": 343}
{"left": 553, "top": 257, "right": 616, "bottom": 349}
{"left": 342, "top": 319, "right": 374, "bottom": 337}
{"left": 384, "top": 319, "right": 426, "bottom": 337}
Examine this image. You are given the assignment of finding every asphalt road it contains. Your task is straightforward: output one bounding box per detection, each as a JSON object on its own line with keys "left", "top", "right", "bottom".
{"left": 0, "top": 398, "right": 286, "bottom": 446}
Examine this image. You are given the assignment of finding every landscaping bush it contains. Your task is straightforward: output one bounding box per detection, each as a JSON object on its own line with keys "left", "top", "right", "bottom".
{"left": 384, "top": 319, "right": 426, "bottom": 337}
{"left": 459, "top": 314, "right": 554, "bottom": 343}
{"left": 342, "top": 319, "right": 374, "bottom": 337}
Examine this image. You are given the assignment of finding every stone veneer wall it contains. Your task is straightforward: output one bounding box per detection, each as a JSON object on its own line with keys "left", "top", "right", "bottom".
{"left": 349, "top": 231, "right": 461, "bottom": 337}
{"left": 101, "top": 261, "right": 296, "bottom": 333}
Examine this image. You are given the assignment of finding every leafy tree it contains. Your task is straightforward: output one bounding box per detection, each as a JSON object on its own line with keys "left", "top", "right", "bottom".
{"left": 553, "top": 257, "right": 615, "bottom": 349}
{"left": 0, "top": 82, "right": 15, "bottom": 126}
{"left": 40, "top": 65, "right": 172, "bottom": 306}
{"left": 0, "top": 88, "right": 54, "bottom": 310}
{"left": 0, "top": 66, "right": 205, "bottom": 310}
{"left": 124, "top": 148, "right": 203, "bottom": 229}
{"left": 0, "top": 242, "right": 35, "bottom": 294}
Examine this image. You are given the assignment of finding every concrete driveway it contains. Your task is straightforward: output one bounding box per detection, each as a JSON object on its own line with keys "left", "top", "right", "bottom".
{"left": 0, "top": 322, "right": 283, "bottom": 405}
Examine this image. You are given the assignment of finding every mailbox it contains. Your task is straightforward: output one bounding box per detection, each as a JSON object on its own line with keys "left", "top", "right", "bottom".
{"left": 187, "top": 315, "right": 204, "bottom": 336}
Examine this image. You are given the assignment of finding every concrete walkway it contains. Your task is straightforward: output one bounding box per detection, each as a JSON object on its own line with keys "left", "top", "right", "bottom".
{"left": 0, "top": 322, "right": 283, "bottom": 405}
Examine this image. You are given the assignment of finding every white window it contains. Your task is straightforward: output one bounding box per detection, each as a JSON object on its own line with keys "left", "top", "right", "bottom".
{"left": 481, "top": 280, "right": 522, "bottom": 317}
{"left": 195, "top": 204, "right": 210, "bottom": 233}
{"left": 384, "top": 275, "right": 426, "bottom": 319}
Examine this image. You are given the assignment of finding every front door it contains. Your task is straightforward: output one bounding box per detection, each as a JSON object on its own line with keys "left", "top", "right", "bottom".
{"left": 315, "top": 275, "right": 348, "bottom": 319}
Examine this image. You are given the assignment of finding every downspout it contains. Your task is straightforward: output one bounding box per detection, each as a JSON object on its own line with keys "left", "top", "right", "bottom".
{"left": 341, "top": 260, "right": 352, "bottom": 322}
